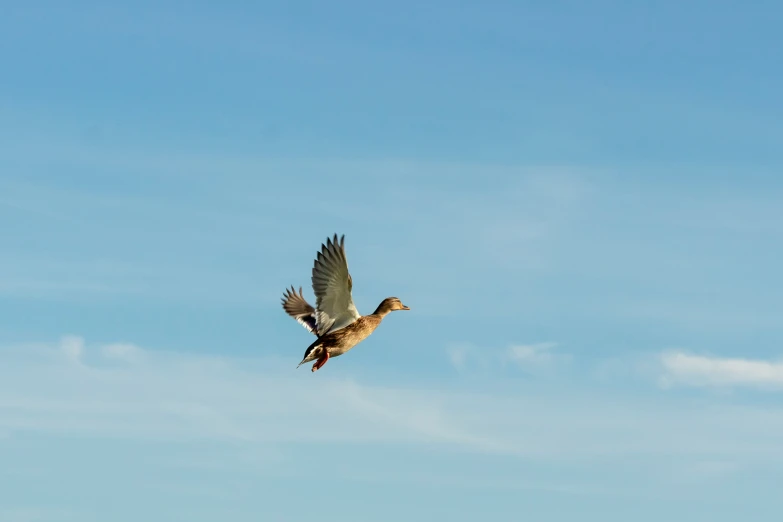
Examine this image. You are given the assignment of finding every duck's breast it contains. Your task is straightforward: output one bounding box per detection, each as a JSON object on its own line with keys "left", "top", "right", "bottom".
{"left": 329, "top": 316, "right": 382, "bottom": 356}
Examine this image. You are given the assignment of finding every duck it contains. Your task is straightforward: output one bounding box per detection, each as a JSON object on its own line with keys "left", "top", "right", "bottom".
{"left": 281, "top": 234, "right": 410, "bottom": 372}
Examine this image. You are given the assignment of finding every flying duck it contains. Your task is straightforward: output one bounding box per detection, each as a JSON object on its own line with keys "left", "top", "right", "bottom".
{"left": 281, "top": 234, "right": 410, "bottom": 372}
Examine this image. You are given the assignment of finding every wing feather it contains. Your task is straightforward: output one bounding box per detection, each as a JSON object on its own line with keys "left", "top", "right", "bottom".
{"left": 311, "top": 234, "right": 361, "bottom": 335}
{"left": 281, "top": 286, "right": 318, "bottom": 335}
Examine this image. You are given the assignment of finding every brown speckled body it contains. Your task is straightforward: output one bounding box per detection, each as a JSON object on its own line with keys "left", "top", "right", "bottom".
{"left": 293, "top": 296, "right": 409, "bottom": 371}
{"left": 300, "top": 314, "right": 383, "bottom": 364}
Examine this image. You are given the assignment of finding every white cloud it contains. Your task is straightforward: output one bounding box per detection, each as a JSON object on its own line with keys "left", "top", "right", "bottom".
{"left": 446, "top": 341, "right": 569, "bottom": 373}
{"left": 446, "top": 345, "right": 468, "bottom": 370}
{"left": 59, "top": 335, "right": 84, "bottom": 363}
{"left": 660, "top": 351, "right": 783, "bottom": 390}
{"left": 3, "top": 336, "right": 783, "bottom": 467}
{"left": 506, "top": 342, "right": 570, "bottom": 366}
{"left": 101, "top": 342, "right": 145, "bottom": 363}
{"left": 0, "top": 336, "right": 494, "bottom": 450}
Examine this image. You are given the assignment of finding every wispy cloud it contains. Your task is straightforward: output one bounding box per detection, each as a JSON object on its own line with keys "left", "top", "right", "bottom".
{"left": 446, "top": 344, "right": 470, "bottom": 370}
{"left": 659, "top": 351, "right": 783, "bottom": 390}
{"left": 446, "top": 341, "right": 568, "bottom": 372}
{"left": 0, "top": 159, "right": 591, "bottom": 313}
{"left": 3, "top": 336, "right": 783, "bottom": 467}
{"left": 506, "top": 342, "right": 569, "bottom": 365}
{"left": 0, "top": 336, "right": 496, "bottom": 450}
{"left": 59, "top": 335, "right": 85, "bottom": 363}
{"left": 101, "top": 342, "right": 146, "bottom": 363}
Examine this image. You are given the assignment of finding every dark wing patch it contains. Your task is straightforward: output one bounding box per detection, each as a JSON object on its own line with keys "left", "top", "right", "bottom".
{"left": 281, "top": 286, "right": 318, "bottom": 336}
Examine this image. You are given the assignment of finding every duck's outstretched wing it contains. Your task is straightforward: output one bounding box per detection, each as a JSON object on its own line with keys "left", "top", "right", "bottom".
{"left": 311, "top": 234, "right": 361, "bottom": 336}
{"left": 281, "top": 286, "right": 318, "bottom": 336}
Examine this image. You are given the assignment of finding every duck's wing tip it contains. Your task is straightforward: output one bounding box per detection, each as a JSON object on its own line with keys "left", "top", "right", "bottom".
{"left": 282, "top": 286, "right": 318, "bottom": 335}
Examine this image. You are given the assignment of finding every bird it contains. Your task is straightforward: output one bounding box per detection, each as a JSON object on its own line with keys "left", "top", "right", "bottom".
{"left": 281, "top": 234, "right": 410, "bottom": 372}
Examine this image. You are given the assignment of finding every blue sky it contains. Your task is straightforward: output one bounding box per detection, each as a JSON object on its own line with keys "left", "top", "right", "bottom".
{"left": 1, "top": 1, "right": 782, "bottom": 521}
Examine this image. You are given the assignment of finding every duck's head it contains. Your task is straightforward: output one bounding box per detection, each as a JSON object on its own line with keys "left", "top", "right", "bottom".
{"left": 374, "top": 297, "right": 410, "bottom": 316}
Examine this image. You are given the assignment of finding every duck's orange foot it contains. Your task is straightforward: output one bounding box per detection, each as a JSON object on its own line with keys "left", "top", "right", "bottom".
{"left": 312, "top": 349, "right": 330, "bottom": 372}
